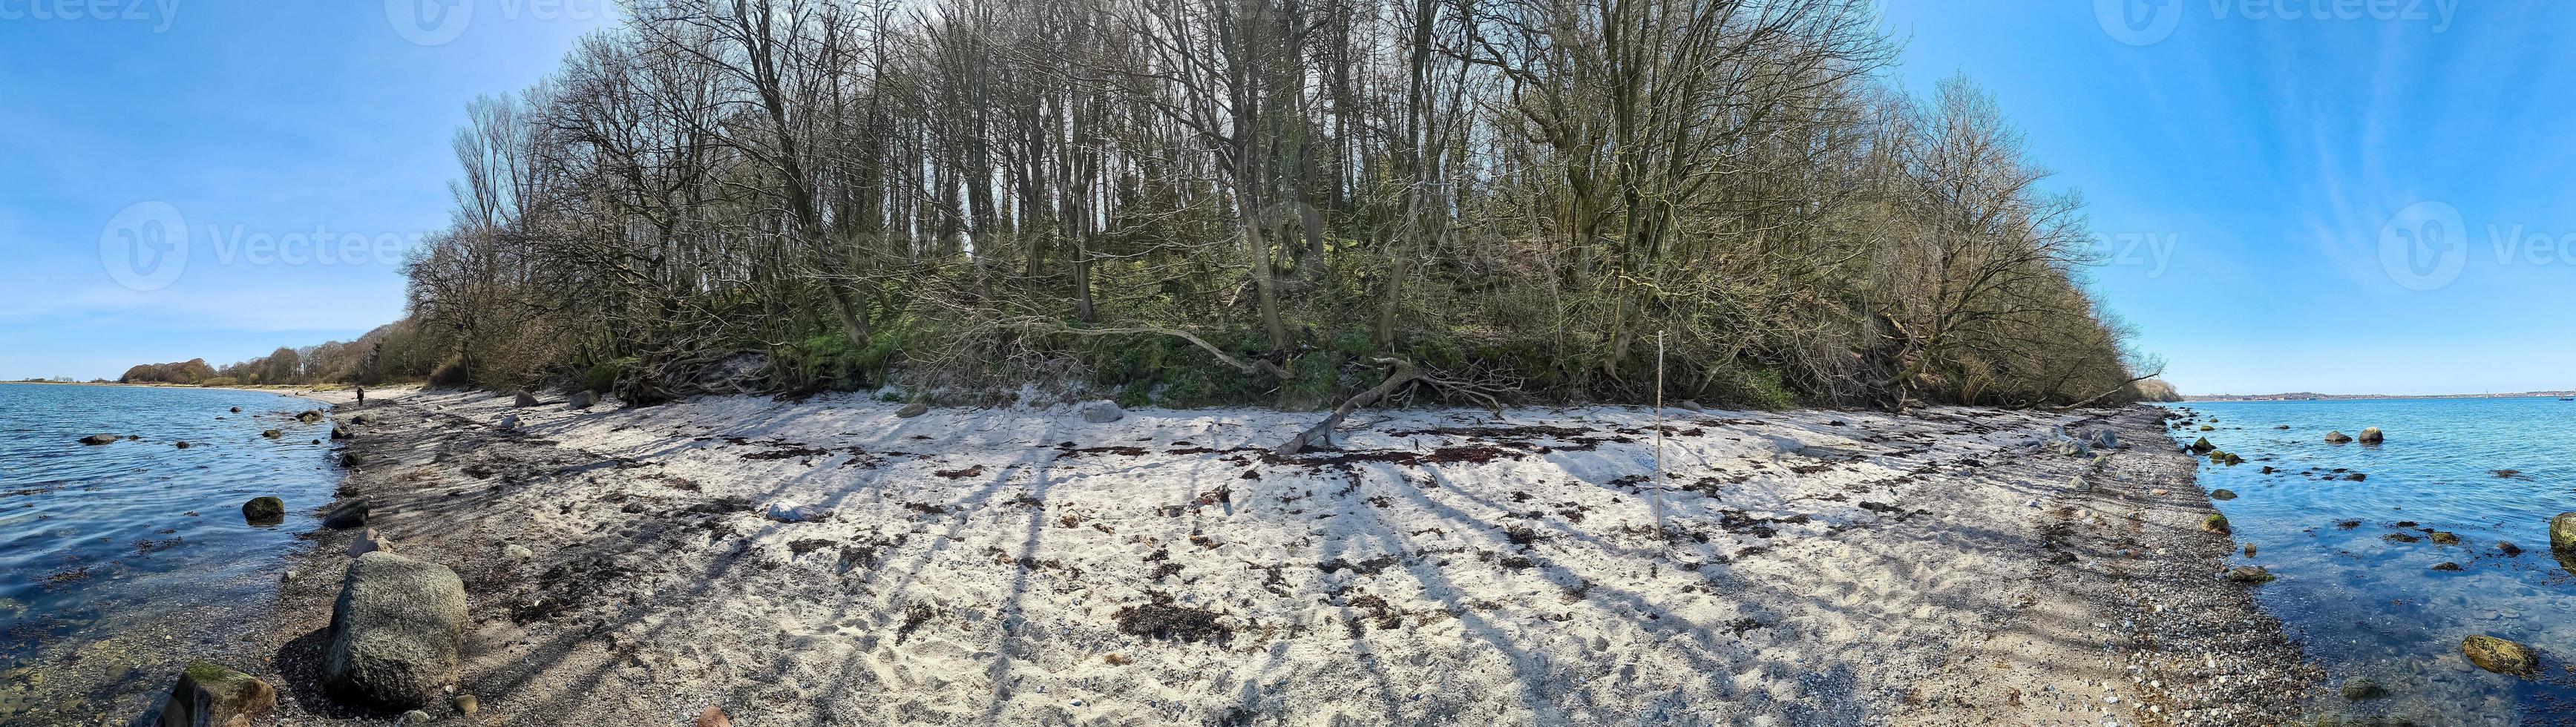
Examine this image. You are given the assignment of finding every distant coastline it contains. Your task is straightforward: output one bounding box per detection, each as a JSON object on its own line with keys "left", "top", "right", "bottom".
{"left": 2184, "top": 390, "right": 2576, "bottom": 402}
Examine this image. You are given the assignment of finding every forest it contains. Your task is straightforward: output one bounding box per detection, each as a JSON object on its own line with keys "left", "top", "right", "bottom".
{"left": 240, "top": 0, "right": 2161, "bottom": 409}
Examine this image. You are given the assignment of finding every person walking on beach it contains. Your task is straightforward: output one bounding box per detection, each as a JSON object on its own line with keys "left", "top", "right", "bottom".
{"left": 356, "top": 385, "right": 365, "bottom": 407}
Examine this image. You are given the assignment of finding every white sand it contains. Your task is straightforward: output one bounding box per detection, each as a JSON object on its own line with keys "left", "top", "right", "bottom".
{"left": 251, "top": 392, "right": 2316, "bottom": 726}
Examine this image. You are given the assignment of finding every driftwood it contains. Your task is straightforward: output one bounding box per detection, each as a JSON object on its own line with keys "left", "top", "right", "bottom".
{"left": 1274, "top": 358, "right": 1423, "bottom": 455}
{"left": 1005, "top": 319, "right": 1513, "bottom": 455}
{"left": 1274, "top": 358, "right": 1507, "bottom": 455}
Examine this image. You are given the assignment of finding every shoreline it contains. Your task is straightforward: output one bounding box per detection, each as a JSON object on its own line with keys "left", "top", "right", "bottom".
{"left": 220, "top": 392, "right": 2318, "bottom": 726}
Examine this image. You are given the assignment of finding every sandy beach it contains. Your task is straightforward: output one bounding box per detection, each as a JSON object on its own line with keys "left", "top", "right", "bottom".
{"left": 222, "top": 390, "right": 2318, "bottom": 726}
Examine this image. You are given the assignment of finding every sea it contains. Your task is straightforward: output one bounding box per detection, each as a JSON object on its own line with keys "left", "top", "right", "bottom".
{"left": 2172, "top": 397, "right": 2576, "bottom": 726}
{"left": 0, "top": 383, "right": 344, "bottom": 726}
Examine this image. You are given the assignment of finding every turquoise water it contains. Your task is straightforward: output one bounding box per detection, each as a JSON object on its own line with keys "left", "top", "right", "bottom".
{"left": 0, "top": 384, "right": 342, "bottom": 725}
{"left": 2172, "top": 398, "right": 2576, "bottom": 725}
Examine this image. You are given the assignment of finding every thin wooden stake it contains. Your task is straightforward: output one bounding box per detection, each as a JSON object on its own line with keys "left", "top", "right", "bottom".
{"left": 1650, "top": 332, "right": 1672, "bottom": 556}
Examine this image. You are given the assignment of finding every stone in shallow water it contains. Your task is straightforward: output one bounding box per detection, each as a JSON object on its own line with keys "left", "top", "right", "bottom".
{"left": 155, "top": 660, "right": 275, "bottom": 727}
{"left": 2339, "top": 677, "right": 2386, "bottom": 700}
{"left": 2462, "top": 635, "right": 2537, "bottom": 676}
{"left": 2225, "top": 566, "right": 2273, "bottom": 583}
{"left": 242, "top": 496, "right": 285, "bottom": 524}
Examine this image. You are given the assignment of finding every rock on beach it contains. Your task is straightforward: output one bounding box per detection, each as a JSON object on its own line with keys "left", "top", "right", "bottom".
{"left": 324, "top": 552, "right": 469, "bottom": 708}
{"left": 154, "top": 661, "right": 276, "bottom": 727}
{"left": 1080, "top": 400, "right": 1125, "bottom": 424}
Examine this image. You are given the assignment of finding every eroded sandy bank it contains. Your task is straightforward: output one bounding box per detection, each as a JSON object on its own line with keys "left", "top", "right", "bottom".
{"left": 232, "top": 392, "right": 2317, "bottom": 726}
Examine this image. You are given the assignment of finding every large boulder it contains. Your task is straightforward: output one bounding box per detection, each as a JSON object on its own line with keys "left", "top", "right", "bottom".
{"left": 79, "top": 433, "right": 119, "bottom": 445}
{"left": 513, "top": 390, "right": 539, "bottom": 408}
{"left": 895, "top": 403, "right": 929, "bottom": 418}
{"left": 242, "top": 497, "right": 285, "bottom": 525}
{"left": 330, "top": 424, "right": 353, "bottom": 440}
{"left": 2324, "top": 431, "right": 2353, "bottom": 444}
{"left": 154, "top": 661, "right": 276, "bottom": 727}
{"left": 324, "top": 552, "right": 468, "bottom": 708}
{"left": 1079, "top": 400, "right": 1125, "bottom": 424}
{"left": 296, "top": 410, "right": 324, "bottom": 424}
{"left": 2462, "top": 634, "right": 2537, "bottom": 676}
{"left": 567, "top": 390, "right": 597, "bottom": 410}
{"left": 2358, "top": 427, "right": 2384, "bottom": 444}
{"left": 2187, "top": 437, "right": 2215, "bottom": 454}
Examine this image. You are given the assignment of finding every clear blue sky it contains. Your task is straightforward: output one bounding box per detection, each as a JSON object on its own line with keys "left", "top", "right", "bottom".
{"left": 0, "top": 0, "right": 613, "bottom": 380}
{"left": 1, "top": 2, "right": 2567, "bottom": 396}
{"left": 1880, "top": 1, "right": 2575, "bottom": 396}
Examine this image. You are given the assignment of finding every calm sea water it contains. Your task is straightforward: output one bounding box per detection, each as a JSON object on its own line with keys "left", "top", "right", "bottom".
{"left": 2171, "top": 398, "right": 2576, "bottom": 726}
{"left": 0, "top": 384, "right": 342, "bottom": 726}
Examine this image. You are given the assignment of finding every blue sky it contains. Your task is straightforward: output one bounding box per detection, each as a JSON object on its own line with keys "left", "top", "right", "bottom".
{"left": 1, "top": 1, "right": 2568, "bottom": 395}
{"left": 1881, "top": 0, "right": 2575, "bottom": 395}
{"left": 0, "top": 0, "right": 613, "bottom": 380}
